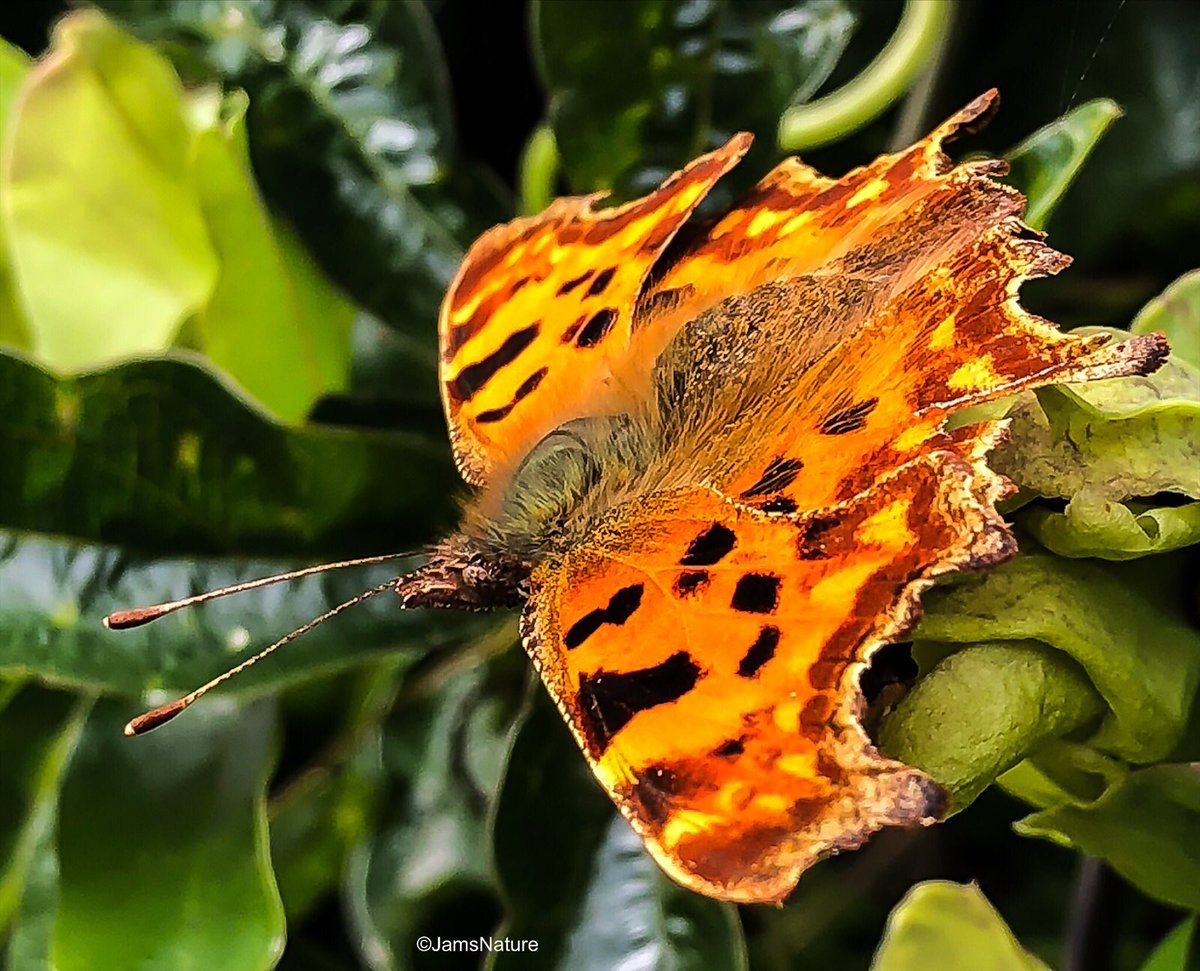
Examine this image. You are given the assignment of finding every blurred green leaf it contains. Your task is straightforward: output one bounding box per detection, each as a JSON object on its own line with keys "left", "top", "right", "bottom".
{"left": 0, "top": 530, "right": 485, "bottom": 698}
{"left": 0, "top": 685, "right": 91, "bottom": 932}
{"left": 915, "top": 547, "right": 1200, "bottom": 764}
{"left": 0, "top": 39, "right": 32, "bottom": 350}
{"left": 1138, "top": 917, "right": 1196, "bottom": 971}
{"left": 1029, "top": 1, "right": 1200, "bottom": 267}
{"left": 870, "top": 881, "right": 1049, "bottom": 971}
{"left": 993, "top": 328, "right": 1200, "bottom": 559}
{"left": 1016, "top": 764, "right": 1200, "bottom": 911}
{"left": 1005, "top": 98, "right": 1121, "bottom": 231}
{"left": 270, "top": 663, "right": 403, "bottom": 925}
{"left": 4, "top": 800, "right": 60, "bottom": 969}
{"left": 98, "top": 0, "right": 509, "bottom": 340}
{"left": 0, "top": 351, "right": 458, "bottom": 556}
{"left": 48, "top": 699, "right": 284, "bottom": 971}
{"left": 346, "top": 646, "right": 521, "bottom": 971}
{"left": 489, "top": 694, "right": 747, "bottom": 971}
{"left": 1133, "top": 269, "right": 1200, "bottom": 371}
{"left": 878, "top": 641, "right": 1105, "bottom": 811}
{"left": 186, "top": 87, "right": 356, "bottom": 421}
{"left": 534, "top": 0, "right": 856, "bottom": 197}
{"left": 1, "top": 11, "right": 218, "bottom": 367}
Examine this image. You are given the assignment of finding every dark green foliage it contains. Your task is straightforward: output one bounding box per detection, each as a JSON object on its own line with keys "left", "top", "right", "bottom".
{"left": 0, "top": 2, "right": 1196, "bottom": 969}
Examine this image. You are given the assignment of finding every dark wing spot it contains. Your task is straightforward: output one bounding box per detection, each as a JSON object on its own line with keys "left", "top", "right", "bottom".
{"left": 819, "top": 397, "right": 878, "bottom": 435}
{"left": 510, "top": 275, "right": 533, "bottom": 295}
{"left": 713, "top": 738, "right": 745, "bottom": 758}
{"left": 577, "top": 651, "right": 702, "bottom": 755}
{"left": 556, "top": 269, "right": 594, "bottom": 296}
{"left": 475, "top": 367, "right": 549, "bottom": 424}
{"left": 731, "top": 573, "right": 780, "bottom": 614}
{"left": 759, "top": 496, "right": 799, "bottom": 515}
{"left": 585, "top": 266, "right": 617, "bottom": 296}
{"left": 673, "top": 570, "right": 710, "bottom": 597}
{"left": 561, "top": 314, "right": 588, "bottom": 343}
{"left": 796, "top": 514, "right": 840, "bottom": 560}
{"left": 737, "top": 626, "right": 780, "bottom": 678}
{"left": 448, "top": 323, "right": 540, "bottom": 403}
{"left": 564, "top": 584, "right": 644, "bottom": 650}
{"left": 679, "top": 523, "right": 737, "bottom": 566}
{"left": 741, "top": 456, "right": 804, "bottom": 498}
{"left": 634, "top": 284, "right": 697, "bottom": 325}
{"left": 576, "top": 308, "right": 618, "bottom": 348}
{"left": 630, "top": 765, "right": 684, "bottom": 824}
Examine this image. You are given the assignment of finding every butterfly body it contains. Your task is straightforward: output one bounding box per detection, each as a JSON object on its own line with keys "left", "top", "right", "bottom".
{"left": 385, "top": 92, "right": 1170, "bottom": 902}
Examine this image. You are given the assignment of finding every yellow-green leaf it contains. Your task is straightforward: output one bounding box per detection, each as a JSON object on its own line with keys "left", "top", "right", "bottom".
{"left": 871, "top": 881, "right": 1049, "bottom": 971}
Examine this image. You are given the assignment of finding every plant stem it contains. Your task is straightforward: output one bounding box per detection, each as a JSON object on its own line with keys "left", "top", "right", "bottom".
{"left": 519, "top": 124, "right": 561, "bottom": 214}
{"left": 1063, "top": 857, "right": 1121, "bottom": 971}
{"left": 778, "top": 0, "right": 952, "bottom": 152}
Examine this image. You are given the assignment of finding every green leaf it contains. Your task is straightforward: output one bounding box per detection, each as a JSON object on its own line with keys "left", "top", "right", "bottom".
{"left": 489, "top": 694, "right": 747, "bottom": 971}
{"left": 1, "top": 10, "right": 218, "bottom": 367}
{"left": 0, "top": 39, "right": 32, "bottom": 350}
{"left": 870, "top": 881, "right": 1049, "bottom": 971}
{"left": 0, "top": 685, "right": 91, "bottom": 932}
{"left": 1138, "top": 918, "right": 1196, "bottom": 971}
{"left": 269, "top": 663, "right": 401, "bottom": 925}
{"left": 0, "top": 351, "right": 458, "bottom": 555}
{"left": 992, "top": 329, "right": 1200, "bottom": 560}
{"left": 1005, "top": 99, "right": 1122, "bottom": 231}
{"left": 99, "top": 0, "right": 505, "bottom": 340}
{"left": 0, "top": 530, "right": 484, "bottom": 698}
{"left": 1016, "top": 764, "right": 1200, "bottom": 911}
{"left": 878, "top": 641, "right": 1105, "bottom": 811}
{"left": 49, "top": 698, "right": 284, "bottom": 971}
{"left": 534, "top": 0, "right": 856, "bottom": 197}
{"left": 1133, "top": 269, "right": 1200, "bottom": 371}
{"left": 185, "top": 87, "right": 356, "bottom": 422}
{"left": 345, "top": 644, "right": 522, "bottom": 971}
{"left": 914, "top": 547, "right": 1200, "bottom": 764}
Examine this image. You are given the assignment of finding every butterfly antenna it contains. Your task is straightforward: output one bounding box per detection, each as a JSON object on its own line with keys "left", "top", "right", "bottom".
{"left": 124, "top": 577, "right": 399, "bottom": 736}
{"left": 103, "top": 552, "right": 419, "bottom": 630}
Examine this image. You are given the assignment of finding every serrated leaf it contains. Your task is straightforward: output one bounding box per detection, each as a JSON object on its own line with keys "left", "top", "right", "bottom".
{"left": 1004, "top": 99, "right": 1121, "bottom": 231}
{"left": 1016, "top": 764, "right": 1200, "bottom": 911}
{"left": 0, "top": 351, "right": 458, "bottom": 556}
{"left": 1, "top": 10, "right": 218, "bottom": 366}
{"left": 48, "top": 698, "right": 284, "bottom": 971}
{"left": 0, "top": 530, "right": 485, "bottom": 698}
{"left": 488, "top": 694, "right": 747, "bottom": 971}
{"left": 534, "top": 0, "right": 856, "bottom": 198}
{"left": 870, "top": 881, "right": 1049, "bottom": 971}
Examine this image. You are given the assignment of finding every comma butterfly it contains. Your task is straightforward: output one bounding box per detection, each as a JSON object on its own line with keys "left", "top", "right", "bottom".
{"left": 109, "top": 91, "right": 1168, "bottom": 903}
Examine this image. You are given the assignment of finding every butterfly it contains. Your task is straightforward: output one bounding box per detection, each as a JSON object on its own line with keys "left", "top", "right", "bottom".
{"left": 109, "top": 90, "right": 1167, "bottom": 904}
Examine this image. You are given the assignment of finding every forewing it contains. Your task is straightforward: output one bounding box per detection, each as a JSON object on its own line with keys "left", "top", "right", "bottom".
{"left": 439, "top": 135, "right": 749, "bottom": 485}
{"left": 521, "top": 440, "right": 1012, "bottom": 903}
{"left": 637, "top": 91, "right": 1167, "bottom": 511}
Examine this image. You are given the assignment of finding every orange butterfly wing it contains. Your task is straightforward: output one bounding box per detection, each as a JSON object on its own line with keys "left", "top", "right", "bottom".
{"left": 636, "top": 89, "right": 1166, "bottom": 512}
{"left": 522, "top": 440, "right": 1011, "bottom": 903}
{"left": 507, "top": 93, "right": 1167, "bottom": 902}
{"left": 438, "top": 136, "right": 749, "bottom": 485}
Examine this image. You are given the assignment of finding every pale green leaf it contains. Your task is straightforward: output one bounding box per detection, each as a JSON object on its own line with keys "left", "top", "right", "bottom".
{"left": 871, "top": 881, "right": 1049, "bottom": 971}
{"left": 1, "top": 11, "right": 218, "bottom": 366}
